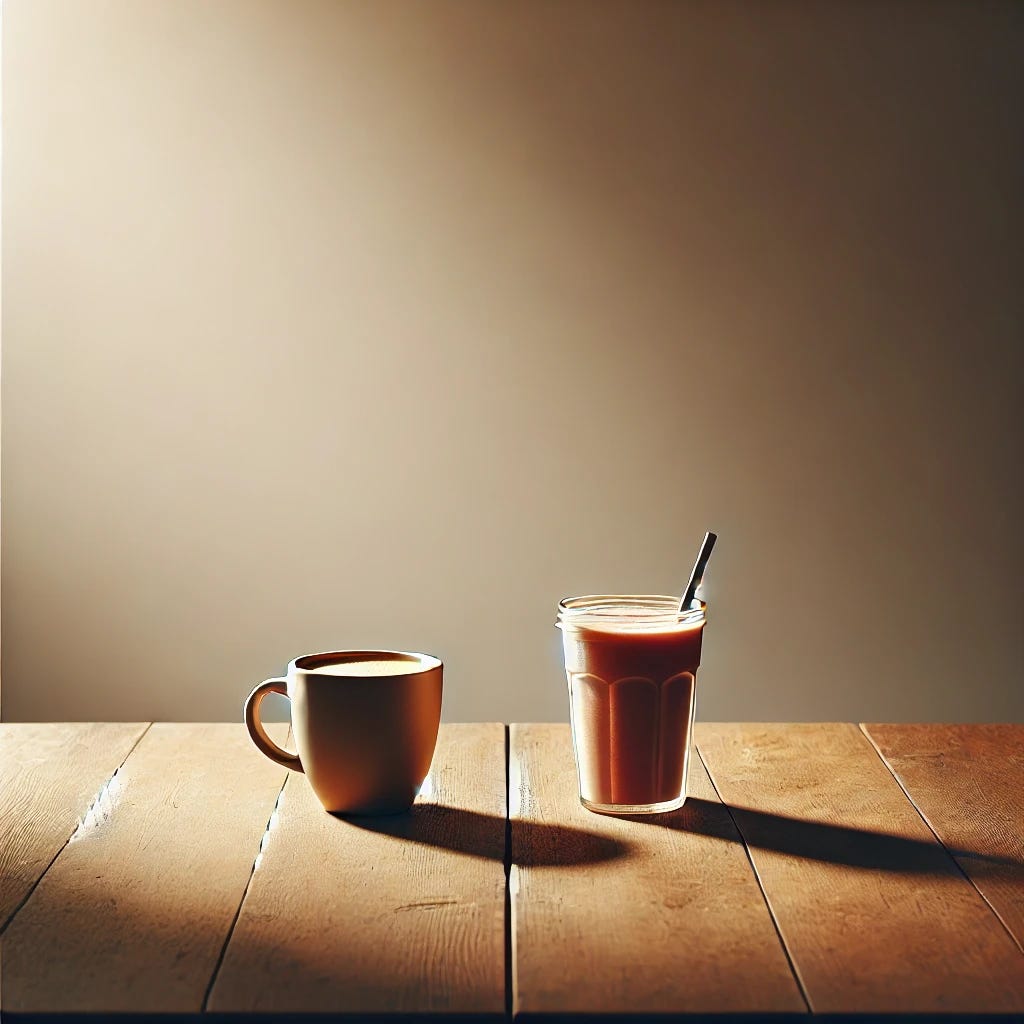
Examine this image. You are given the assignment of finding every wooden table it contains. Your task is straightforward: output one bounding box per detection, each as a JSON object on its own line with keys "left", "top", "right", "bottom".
{"left": 1, "top": 723, "right": 1022, "bottom": 1021}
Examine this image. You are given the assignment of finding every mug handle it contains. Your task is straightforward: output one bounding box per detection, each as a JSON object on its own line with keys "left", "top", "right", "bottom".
{"left": 244, "top": 678, "right": 304, "bottom": 773}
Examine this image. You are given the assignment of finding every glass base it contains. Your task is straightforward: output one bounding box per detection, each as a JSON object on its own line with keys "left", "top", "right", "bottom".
{"left": 580, "top": 793, "right": 687, "bottom": 816}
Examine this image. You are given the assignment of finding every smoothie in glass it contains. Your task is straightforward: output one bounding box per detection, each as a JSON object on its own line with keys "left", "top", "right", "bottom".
{"left": 556, "top": 595, "right": 705, "bottom": 814}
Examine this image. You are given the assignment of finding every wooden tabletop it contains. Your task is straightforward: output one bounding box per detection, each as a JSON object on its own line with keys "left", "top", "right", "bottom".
{"left": 1, "top": 723, "right": 1021, "bottom": 1021}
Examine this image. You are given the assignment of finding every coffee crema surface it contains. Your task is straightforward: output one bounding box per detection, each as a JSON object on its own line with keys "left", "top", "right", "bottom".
{"left": 304, "top": 658, "right": 429, "bottom": 677}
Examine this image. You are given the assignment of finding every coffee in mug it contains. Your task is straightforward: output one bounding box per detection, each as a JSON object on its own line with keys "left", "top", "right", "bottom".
{"left": 244, "top": 650, "right": 442, "bottom": 815}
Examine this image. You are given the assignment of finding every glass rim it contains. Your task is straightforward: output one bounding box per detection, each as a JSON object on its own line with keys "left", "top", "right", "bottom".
{"left": 556, "top": 594, "right": 706, "bottom": 629}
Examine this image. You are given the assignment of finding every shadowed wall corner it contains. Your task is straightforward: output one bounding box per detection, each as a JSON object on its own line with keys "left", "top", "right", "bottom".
{"left": 2, "top": 0, "right": 1022, "bottom": 723}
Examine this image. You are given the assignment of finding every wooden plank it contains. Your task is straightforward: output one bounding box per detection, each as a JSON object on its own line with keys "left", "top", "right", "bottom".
{"left": 206, "top": 722, "right": 507, "bottom": 1018}
{"left": 0, "top": 723, "right": 289, "bottom": 1014}
{"left": 864, "top": 722, "right": 1024, "bottom": 952}
{"left": 696, "top": 722, "right": 1024, "bottom": 1015}
{"left": 510, "top": 722, "right": 807, "bottom": 1018}
{"left": 0, "top": 722, "right": 148, "bottom": 932}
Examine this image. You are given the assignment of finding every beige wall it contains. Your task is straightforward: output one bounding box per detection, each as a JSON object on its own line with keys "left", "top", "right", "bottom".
{"left": 3, "top": 1, "right": 1022, "bottom": 724}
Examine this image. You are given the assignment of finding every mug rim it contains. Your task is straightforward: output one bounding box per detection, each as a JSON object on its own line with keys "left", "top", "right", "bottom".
{"left": 290, "top": 649, "right": 443, "bottom": 676}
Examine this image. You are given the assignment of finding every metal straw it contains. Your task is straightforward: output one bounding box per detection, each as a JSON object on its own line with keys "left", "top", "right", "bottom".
{"left": 680, "top": 531, "right": 717, "bottom": 612}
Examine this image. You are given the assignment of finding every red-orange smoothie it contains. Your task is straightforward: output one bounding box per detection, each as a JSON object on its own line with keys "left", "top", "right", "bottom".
{"left": 557, "top": 596, "right": 705, "bottom": 813}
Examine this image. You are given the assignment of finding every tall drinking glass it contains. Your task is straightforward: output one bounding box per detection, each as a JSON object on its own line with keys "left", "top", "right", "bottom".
{"left": 556, "top": 595, "right": 706, "bottom": 814}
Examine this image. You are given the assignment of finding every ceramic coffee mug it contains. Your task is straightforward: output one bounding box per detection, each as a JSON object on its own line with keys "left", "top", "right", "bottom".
{"left": 244, "top": 650, "right": 442, "bottom": 815}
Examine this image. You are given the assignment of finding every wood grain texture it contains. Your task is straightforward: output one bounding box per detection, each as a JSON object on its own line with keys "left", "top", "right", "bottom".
{"left": 696, "top": 722, "right": 1024, "bottom": 1015}
{"left": 510, "top": 723, "right": 807, "bottom": 1018}
{"left": 0, "top": 722, "right": 148, "bottom": 931}
{"left": 864, "top": 722, "right": 1024, "bottom": 952}
{"left": 0, "top": 723, "right": 289, "bottom": 1014}
{"left": 206, "top": 722, "right": 507, "bottom": 1017}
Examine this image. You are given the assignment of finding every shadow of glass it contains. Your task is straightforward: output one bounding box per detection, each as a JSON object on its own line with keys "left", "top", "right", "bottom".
{"left": 340, "top": 803, "right": 631, "bottom": 867}
{"left": 641, "top": 798, "right": 1024, "bottom": 876}
{"left": 339, "top": 796, "right": 1022, "bottom": 878}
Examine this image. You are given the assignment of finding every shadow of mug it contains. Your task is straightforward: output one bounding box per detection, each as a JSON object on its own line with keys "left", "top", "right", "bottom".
{"left": 342, "top": 803, "right": 632, "bottom": 867}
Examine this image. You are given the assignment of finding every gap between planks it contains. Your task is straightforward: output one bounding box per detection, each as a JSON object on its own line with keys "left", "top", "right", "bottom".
{"left": 0, "top": 722, "right": 154, "bottom": 937}
{"left": 858, "top": 722, "right": 1023, "bottom": 955}
{"left": 693, "top": 741, "right": 812, "bottom": 1015}
{"left": 504, "top": 724, "right": 513, "bottom": 1020}
{"left": 199, "top": 774, "right": 290, "bottom": 1011}
{"left": 200, "top": 725, "right": 294, "bottom": 1010}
